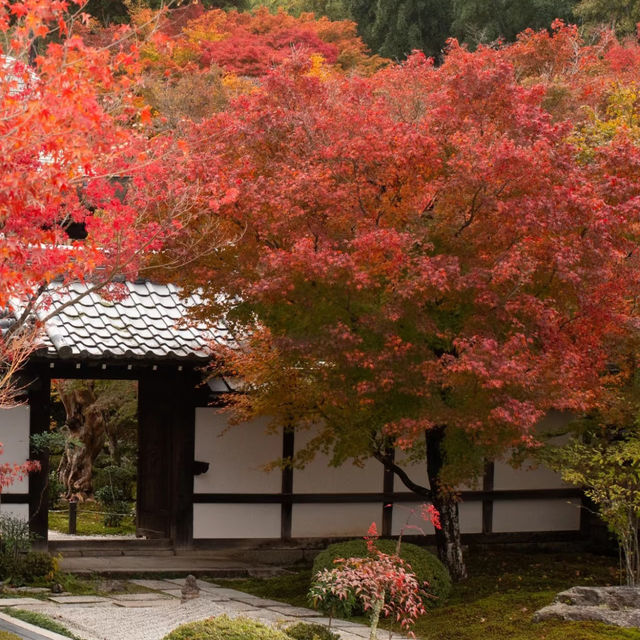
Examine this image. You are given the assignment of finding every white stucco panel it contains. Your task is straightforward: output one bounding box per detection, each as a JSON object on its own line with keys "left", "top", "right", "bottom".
{"left": 293, "top": 429, "right": 383, "bottom": 493}
{"left": 0, "top": 503, "right": 28, "bottom": 521}
{"left": 292, "top": 503, "right": 382, "bottom": 538}
{"left": 493, "top": 459, "right": 568, "bottom": 491}
{"left": 193, "top": 409, "right": 281, "bottom": 494}
{"left": 0, "top": 406, "right": 30, "bottom": 493}
{"left": 193, "top": 503, "right": 281, "bottom": 539}
{"left": 492, "top": 498, "right": 581, "bottom": 532}
{"left": 391, "top": 500, "right": 482, "bottom": 535}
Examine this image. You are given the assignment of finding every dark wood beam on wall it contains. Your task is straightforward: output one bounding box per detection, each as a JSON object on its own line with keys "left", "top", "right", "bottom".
{"left": 482, "top": 461, "right": 495, "bottom": 534}
{"left": 281, "top": 429, "right": 295, "bottom": 541}
{"left": 28, "top": 374, "right": 51, "bottom": 549}
{"left": 193, "top": 487, "right": 582, "bottom": 504}
{"left": 382, "top": 449, "right": 395, "bottom": 537}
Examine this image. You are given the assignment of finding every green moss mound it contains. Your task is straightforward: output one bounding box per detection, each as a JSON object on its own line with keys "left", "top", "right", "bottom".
{"left": 0, "top": 632, "right": 22, "bottom": 640}
{"left": 312, "top": 539, "right": 452, "bottom": 606}
{"left": 162, "top": 615, "right": 291, "bottom": 640}
{"left": 285, "top": 622, "right": 340, "bottom": 640}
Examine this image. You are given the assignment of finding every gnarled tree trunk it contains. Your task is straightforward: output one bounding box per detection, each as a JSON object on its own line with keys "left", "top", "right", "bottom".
{"left": 425, "top": 426, "right": 467, "bottom": 582}
{"left": 56, "top": 381, "right": 107, "bottom": 501}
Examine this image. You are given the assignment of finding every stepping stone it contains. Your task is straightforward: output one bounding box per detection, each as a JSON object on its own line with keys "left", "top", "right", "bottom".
{"left": 48, "top": 595, "right": 111, "bottom": 604}
{"left": 269, "top": 606, "right": 322, "bottom": 618}
{"left": 230, "top": 595, "right": 285, "bottom": 607}
{"left": 0, "top": 598, "right": 43, "bottom": 607}
{"left": 128, "top": 579, "right": 177, "bottom": 591}
{"left": 14, "top": 587, "right": 50, "bottom": 594}
{"left": 109, "top": 593, "right": 171, "bottom": 601}
{"left": 113, "top": 599, "right": 176, "bottom": 608}
{"left": 160, "top": 590, "right": 185, "bottom": 599}
{"left": 219, "top": 600, "right": 258, "bottom": 612}
{"left": 165, "top": 578, "right": 219, "bottom": 590}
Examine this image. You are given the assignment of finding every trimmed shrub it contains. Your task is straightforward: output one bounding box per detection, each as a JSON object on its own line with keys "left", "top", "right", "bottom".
{"left": 0, "top": 552, "right": 56, "bottom": 585}
{"left": 311, "top": 540, "right": 451, "bottom": 607}
{"left": 0, "top": 632, "right": 22, "bottom": 640}
{"left": 162, "top": 615, "right": 291, "bottom": 640}
{"left": 285, "top": 622, "right": 340, "bottom": 640}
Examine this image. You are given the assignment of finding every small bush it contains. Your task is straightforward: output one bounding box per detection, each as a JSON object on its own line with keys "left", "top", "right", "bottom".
{"left": 0, "top": 552, "right": 56, "bottom": 585}
{"left": 285, "top": 622, "right": 339, "bottom": 640}
{"left": 162, "top": 615, "right": 291, "bottom": 640}
{"left": 0, "top": 631, "right": 22, "bottom": 640}
{"left": 312, "top": 540, "right": 451, "bottom": 607}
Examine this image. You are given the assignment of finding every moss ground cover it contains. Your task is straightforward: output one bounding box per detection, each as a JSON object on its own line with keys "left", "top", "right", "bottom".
{"left": 219, "top": 549, "right": 637, "bottom": 640}
{"left": 48, "top": 502, "right": 135, "bottom": 536}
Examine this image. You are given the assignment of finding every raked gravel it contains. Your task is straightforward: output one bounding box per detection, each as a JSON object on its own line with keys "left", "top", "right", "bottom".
{"left": 8, "top": 579, "right": 406, "bottom": 640}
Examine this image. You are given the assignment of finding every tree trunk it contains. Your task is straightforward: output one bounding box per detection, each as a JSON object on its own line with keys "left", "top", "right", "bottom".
{"left": 425, "top": 427, "right": 467, "bottom": 581}
{"left": 56, "top": 381, "right": 107, "bottom": 501}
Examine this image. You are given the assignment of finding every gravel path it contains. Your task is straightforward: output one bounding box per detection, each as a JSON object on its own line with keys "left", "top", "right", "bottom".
{"left": 1, "top": 579, "right": 404, "bottom": 640}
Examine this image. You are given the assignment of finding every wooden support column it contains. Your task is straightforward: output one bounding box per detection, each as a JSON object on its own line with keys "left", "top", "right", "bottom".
{"left": 382, "top": 449, "right": 395, "bottom": 537}
{"left": 482, "top": 461, "right": 495, "bottom": 534}
{"left": 29, "top": 373, "right": 50, "bottom": 549}
{"left": 281, "top": 429, "right": 294, "bottom": 541}
{"left": 137, "top": 369, "right": 196, "bottom": 549}
{"left": 171, "top": 371, "right": 196, "bottom": 549}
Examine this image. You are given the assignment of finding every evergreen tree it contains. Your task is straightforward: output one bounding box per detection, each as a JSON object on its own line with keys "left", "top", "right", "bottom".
{"left": 574, "top": 0, "right": 640, "bottom": 37}
{"left": 348, "top": 0, "right": 454, "bottom": 60}
{"left": 451, "top": 0, "right": 577, "bottom": 47}
{"left": 251, "top": 0, "right": 352, "bottom": 21}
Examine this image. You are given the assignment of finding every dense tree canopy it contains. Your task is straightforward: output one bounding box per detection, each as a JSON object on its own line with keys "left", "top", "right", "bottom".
{"left": 160, "top": 22, "right": 640, "bottom": 578}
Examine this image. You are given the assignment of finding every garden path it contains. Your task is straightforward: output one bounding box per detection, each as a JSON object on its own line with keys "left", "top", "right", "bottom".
{"left": 0, "top": 579, "right": 404, "bottom": 640}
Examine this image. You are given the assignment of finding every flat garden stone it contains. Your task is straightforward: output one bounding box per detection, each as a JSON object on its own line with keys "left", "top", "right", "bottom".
{"left": 110, "top": 593, "right": 172, "bottom": 601}
{"left": 48, "top": 595, "right": 111, "bottom": 604}
{"left": 129, "top": 579, "right": 179, "bottom": 591}
{"left": 113, "top": 600, "right": 177, "bottom": 608}
{"left": 231, "top": 595, "right": 286, "bottom": 607}
{"left": 159, "top": 590, "right": 184, "bottom": 599}
{"left": 534, "top": 586, "right": 640, "bottom": 627}
{"left": 0, "top": 598, "right": 43, "bottom": 607}
{"left": 268, "top": 606, "right": 322, "bottom": 618}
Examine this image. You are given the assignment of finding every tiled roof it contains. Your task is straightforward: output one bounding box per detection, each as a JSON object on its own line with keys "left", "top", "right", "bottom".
{"left": 21, "top": 281, "right": 230, "bottom": 362}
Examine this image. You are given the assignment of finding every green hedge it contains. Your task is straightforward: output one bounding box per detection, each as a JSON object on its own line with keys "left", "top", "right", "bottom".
{"left": 311, "top": 539, "right": 451, "bottom": 607}
{"left": 162, "top": 616, "right": 291, "bottom": 640}
{"left": 0, "top": 552, "right": 56, "bottom": 585}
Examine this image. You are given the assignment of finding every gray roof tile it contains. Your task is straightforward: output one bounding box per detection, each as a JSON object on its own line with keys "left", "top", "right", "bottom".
{"left": 20, "top": 280, "right": 228, "bottom": 362}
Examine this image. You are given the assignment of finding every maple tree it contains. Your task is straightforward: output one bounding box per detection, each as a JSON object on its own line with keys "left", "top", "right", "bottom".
{"left": 165, "top": 21, "right": 640, "bottom": 580}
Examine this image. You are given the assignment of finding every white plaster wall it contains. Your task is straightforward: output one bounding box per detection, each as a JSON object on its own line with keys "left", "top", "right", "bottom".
{"left": 0, "top": 406, "right": 30, "bottom": 493}
{"left": 391, "top": 500, "right": 482, "bottom": 535}
{"left": 0, "top": 503, "right": 28, "bottom": 520}
{"left": 293, "top": 430, "right": 383, "bottom": 493}
{"left": 193, "top": 503, "right": 281, "bottom": 539}
{"left": 492, "top": 498, "right": 581, "bottom": 532}
{"left": 291, "top": 503, "right": 382, "bottom": 538}
{"left": 193, "top": 409, "right": 281, "bottom": 494}
{"left": 493, "top": 459, "right": 567, "bottom": 490}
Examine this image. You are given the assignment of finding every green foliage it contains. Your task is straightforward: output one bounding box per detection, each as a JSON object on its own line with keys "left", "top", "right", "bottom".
{"left": 0, "top": 632, "right": 22, "bottom": 640}
{"left": 312, "top": 539, "right": 451, "bottom": 608}
{"left": 0, "top": 551, "right": 56, "bottom": 585}
{"left": 251, "top": 0, "right": 352, "bottom": 21}
{"left": 5, "top": 609, "right": 80, "bottom": 640}
{"left": 48, "top": 502, "right": 136, "bottom": 536}
{"left": 542, "top": 430, "right": 640, "bottom": 586}
{"left": 84, "top": 0, "right": 250, "bottom": 25}
{"left": 0, "top": 515, "right": 30, "bottom": 561}
{"left": 451, "top": 0, "right": 577, "bottom": 47}
{"left": 94, "top": 464, "right": 136, "bottom": 527}
{"left": 162, "top": 615, "right": 291, "bottom": 640}
{"left": 348, "top": 0, "right": 453, "bottom": 59}
{"left": 574, "top": 0, "right": 640, "bottom": 37}
{"left": 285, "top": 622, "right": 340, "bottom": 640}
